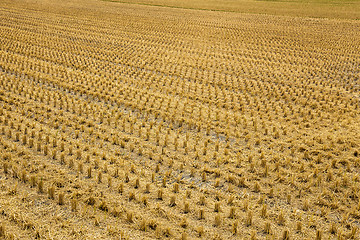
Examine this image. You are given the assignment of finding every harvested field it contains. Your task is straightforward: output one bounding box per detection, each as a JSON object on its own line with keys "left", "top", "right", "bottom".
{"left": 0, "top": 0, "right": 359, "bottom": 239}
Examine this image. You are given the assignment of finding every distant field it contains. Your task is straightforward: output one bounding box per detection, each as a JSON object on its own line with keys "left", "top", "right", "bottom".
{"left": 103, "top": 0, "right": 360, "bottom": 19}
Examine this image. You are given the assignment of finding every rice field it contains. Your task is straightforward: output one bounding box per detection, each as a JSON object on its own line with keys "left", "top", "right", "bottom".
{"left": 0, "top": 0, "right": 359, "bottom": 239}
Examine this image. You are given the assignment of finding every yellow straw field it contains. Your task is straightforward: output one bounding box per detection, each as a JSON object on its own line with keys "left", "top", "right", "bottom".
{"left": 0, "top": 0, "right": 359, "bottom": 239}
